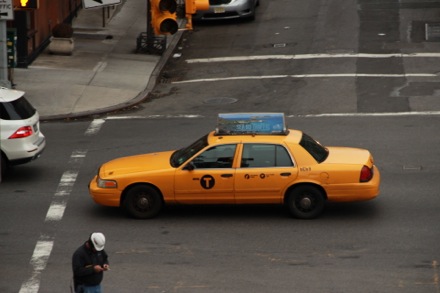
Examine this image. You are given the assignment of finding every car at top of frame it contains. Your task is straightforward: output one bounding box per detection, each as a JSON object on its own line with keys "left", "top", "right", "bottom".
{"left": 88, "top": 113, "right": 380, "bottom": 219}
{"left": 0, "top": 87, "right": 46, "bottom": 177}
{"left": 192, "top": 0, "right": 260, "bottom": 21}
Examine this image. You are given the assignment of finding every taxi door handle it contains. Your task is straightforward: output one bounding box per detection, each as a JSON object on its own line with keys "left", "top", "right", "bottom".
{"left": 280, "top": 172, "right": 291, "bottom": 176}
{"left": 221, "top": 174, "right": 233, "bottom": 178}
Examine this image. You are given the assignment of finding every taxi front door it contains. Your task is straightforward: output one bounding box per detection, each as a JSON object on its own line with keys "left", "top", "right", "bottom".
{"left": 174, "top": 144, "right": 237, "bottom": 204}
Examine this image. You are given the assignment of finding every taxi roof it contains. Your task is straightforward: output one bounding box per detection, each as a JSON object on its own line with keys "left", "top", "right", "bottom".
{"left": 215, "top": 113, "right": 288, "bottom": 135}
{"left": 207, "top": 128, "right": 303, "bottom": 145}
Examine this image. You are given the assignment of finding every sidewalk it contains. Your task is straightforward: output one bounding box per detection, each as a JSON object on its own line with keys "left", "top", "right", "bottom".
{"left": 14, "top": 0, "right": 182, "bottom": 121}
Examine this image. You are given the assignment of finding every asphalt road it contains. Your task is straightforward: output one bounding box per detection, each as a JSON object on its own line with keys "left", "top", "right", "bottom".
{"left": 2, "top": 0, "right": 440, "bottom": 292}
{"left": 129, "top": 0, "right": 440, "bottom": 117}
{"left": 1, "top": 116, "right": 440, "bottom": 293}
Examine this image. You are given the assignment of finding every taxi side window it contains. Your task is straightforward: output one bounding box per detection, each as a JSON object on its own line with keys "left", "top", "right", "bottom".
{"left": 192, "top": 144, "right": 236, "bottom": 169}
{"left": 241, "top": 144, "right": 293, "bottom": 168}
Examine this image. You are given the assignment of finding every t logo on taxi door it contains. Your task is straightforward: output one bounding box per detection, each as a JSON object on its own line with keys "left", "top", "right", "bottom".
{"left": 200, "top": 175, "right": 215, "bottom": 189}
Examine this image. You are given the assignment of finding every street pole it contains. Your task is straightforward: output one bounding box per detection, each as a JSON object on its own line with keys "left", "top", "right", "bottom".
{"left": 0, "top": 20, "right": 11, "bottom": 88}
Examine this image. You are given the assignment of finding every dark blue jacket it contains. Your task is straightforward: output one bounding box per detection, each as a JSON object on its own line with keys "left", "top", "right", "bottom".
{"left": 72, "top": 242, "right": 109, "bottom": 287}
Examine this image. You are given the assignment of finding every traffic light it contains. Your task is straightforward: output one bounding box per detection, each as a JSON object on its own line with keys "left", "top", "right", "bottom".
{"left": 18, "top": 0, "right": 39, "bottom": 9}
{"left": 185, "top": 0, "right": 209, "bottom": 30}
{"left": 150, "top": 0, "right": 179, "bottom": 35}
{"left": 185, "top": 0, "right": 209, "bottom": 14}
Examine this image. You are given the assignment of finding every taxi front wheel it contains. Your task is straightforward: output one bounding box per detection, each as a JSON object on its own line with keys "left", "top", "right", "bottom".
{"left": 124, "top": 185, "right": 163, "bottom": 219}
{"left": 286, "top": 185, "right": 325, "bottom": 219}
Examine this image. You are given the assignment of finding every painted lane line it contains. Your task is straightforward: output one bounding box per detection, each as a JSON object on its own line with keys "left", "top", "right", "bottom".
{"left": 186, "top": 53, "right": 440, "bottom": 63}
{"left": 70, "top": 149, "right": 87, "bottom": 158}
{"left": 68, "top": 150, "right": 88, "bottom": 166}
{"left": 20, "top": 120, "right": 101, "bottom": 293}
{"left": 19, "top": 239, "right": 54, "bottom": 293}
{"left": 85, "top": 118, "right": 106, "bottom": 136}
{"left": 57, "top": 170, "right": 78, "bottom": 186}
{"left": 106, "top": 114, "right": 203, "bottom": 120}
{"left": 172, "top": 73, "right": 438, "bottom": 84}
{"left": 289, "top": 111, "right": 440, "bottom": 117}
{"left": 105, "top": 111, "right": 440, "bottom": 120}
{"left": 45, "top": 202, "right": 67, "bottom": 222}
{"left": 47, "top": 170, "right": 78, "bottom": 221}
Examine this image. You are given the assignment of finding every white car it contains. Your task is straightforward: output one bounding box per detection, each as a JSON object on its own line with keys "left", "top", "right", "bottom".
{"left": 192, "top": 0, "right": 259, "bottom": 21}
{"left": 0, "top": 87, "right": 46, "bottom": 177}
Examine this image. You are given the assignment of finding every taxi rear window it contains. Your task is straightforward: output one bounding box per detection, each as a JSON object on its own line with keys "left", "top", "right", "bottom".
{"left": 299, "top": 133, "right": 329, "bottom": 163}
{"left": 0, "top": 96, "right": 36, "bottom": 120}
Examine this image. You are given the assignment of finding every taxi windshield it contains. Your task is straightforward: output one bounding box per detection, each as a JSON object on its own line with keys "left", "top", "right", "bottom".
{"left": 171, "top": 134, "right": 209, "bottom": 167}
{"left": 299, "top": 133, "right": 329, "bottom": 163}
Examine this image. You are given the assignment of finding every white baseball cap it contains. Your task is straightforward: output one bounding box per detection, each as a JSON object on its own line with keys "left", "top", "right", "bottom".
{"left": 90, "top": 232, "right": 105, "bottom": 251}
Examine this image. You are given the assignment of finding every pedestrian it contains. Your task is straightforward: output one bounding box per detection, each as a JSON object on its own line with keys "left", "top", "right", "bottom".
{"left": 72, "top": 232, "right": 110, "bottom": 293}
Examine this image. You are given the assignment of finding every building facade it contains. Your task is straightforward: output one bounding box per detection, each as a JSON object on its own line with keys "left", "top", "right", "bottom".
{"left": 9, "top": 0, "right": 83, "bottom": 68}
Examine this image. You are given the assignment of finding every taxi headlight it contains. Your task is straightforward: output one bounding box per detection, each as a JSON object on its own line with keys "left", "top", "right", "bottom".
{"left": 97, "top": 177, "right": 118, "bottom": 188}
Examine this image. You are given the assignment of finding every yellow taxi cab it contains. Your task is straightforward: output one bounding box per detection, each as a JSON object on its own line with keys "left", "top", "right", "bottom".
{"left": 89, "top": 113, "right": 380, "bottom": 219}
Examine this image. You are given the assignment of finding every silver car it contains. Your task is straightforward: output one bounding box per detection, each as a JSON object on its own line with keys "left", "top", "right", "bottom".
{"left": 192, "top": 0, "right": 259, "bottom": 21}
{"left": 0, "top": 87, "right": 46, "bottom": 177}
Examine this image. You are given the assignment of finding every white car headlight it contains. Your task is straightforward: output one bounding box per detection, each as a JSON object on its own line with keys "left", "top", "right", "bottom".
{"left": 97, "top": 177, "right": 117, "bottom": 188}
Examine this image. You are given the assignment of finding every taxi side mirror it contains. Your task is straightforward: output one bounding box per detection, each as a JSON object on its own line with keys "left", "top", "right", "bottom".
{"left": 184, "top": 161, "right": 195, "bottom": 171}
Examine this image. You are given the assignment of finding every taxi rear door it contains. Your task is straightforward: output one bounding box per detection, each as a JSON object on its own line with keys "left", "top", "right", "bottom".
{"left": 234, "top": 143, "right": 298, "bottom": 204}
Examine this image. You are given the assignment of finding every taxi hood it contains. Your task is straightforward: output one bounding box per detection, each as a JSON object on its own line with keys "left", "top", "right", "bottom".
{"left": 100, "top": 151, "right": 174, "bottom": 177}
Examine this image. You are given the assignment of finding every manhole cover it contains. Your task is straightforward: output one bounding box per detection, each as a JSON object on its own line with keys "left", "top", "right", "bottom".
{"left": 273, "top": 43, "right": 287, "bottom": 48}
{"left": 203, "top": 97, "right": 238, "bottom": 105}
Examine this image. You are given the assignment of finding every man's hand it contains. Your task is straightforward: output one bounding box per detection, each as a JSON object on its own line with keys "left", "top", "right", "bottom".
{"left": 103, "top": 264, "right": 110, "bottom": 271}
{"left": 93, "top": 265, "right": 104, "bottom": 272}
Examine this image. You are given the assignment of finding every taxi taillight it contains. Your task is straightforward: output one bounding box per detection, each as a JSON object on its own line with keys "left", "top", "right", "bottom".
{"left": 360, "top": 165, "right": 373, "bottom": 182}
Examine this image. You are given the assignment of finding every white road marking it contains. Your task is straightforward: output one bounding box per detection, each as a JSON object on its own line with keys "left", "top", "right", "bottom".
{"left": 19, "top": 239, "right": 54, "bottom": 293}
{"left": 181, "top": 53, "right": 440, "bottom": 84}
{"left": 45, "top": 203, "right": 67, "bottom": 222}
{"left": 70, "top": 150, "right": 87, "bottom": 158}
{"left": 20, "top": 120, "right": 101, "bottom": 293}
{"left": 186, "top": 53, "right": 440, "bottom": 63}
{"left": 58, "top": 170, "right": 78, "bottom": 186}
{"left": 172, "top": 73, "right": 438, "bottom": 84}
{"left": 46, "top": 170, "right": 79, "bottom": 221}
{"left": 106, "top": 111, "right": 440, "bottom": 120}
{"left": 85, "top": 118, "right": 106, "bottom": 136}
{"left": 106, "top": 114, "right": 203, "bottom": 120}
{"left": 290, "top": 111, "right": 440, "bottom": 117}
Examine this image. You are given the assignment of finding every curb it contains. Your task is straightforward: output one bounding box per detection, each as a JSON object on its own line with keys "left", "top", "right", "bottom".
{"left": 40, "top": 29, "right": 184, "bottom": 121}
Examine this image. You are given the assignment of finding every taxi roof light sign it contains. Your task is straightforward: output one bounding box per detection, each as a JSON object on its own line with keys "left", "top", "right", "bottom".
{"left": 215, "top": 113, "right": 288, "bottom": 136}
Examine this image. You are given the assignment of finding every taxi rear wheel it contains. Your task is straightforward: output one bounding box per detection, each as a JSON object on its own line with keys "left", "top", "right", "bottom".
{"left": 124, "top": 185, "right": 163, "bottom": 219}
{"left": 286, "top": 185, "right": 325, "bottom": 219}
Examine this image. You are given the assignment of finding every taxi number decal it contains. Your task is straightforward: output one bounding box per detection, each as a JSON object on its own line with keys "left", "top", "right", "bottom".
{"left": 300, "top": 167, "right": 311, "bottom": 172}
{"left": 200, "top": 175, "right": 215, "bottom": 189}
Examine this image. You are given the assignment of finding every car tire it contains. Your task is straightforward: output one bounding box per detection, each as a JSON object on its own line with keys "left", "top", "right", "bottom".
{"left": 123, "top": 185, "right": 163, "bottom": 219}
{"left": 286, "top": 185, "right": 325, "bottom": 219}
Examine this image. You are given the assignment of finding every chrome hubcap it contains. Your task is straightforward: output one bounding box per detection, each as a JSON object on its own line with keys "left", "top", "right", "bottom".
{"left": 299, "top": 197, "right": 312, "bottom": 210}
{"left": 138, "top": 196, "right": 149, "bottom": 208}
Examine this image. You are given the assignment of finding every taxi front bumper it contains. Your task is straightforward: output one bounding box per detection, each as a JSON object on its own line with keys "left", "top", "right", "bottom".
{"left": 89, "top": 176, "right": 121, "bottom": 207}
